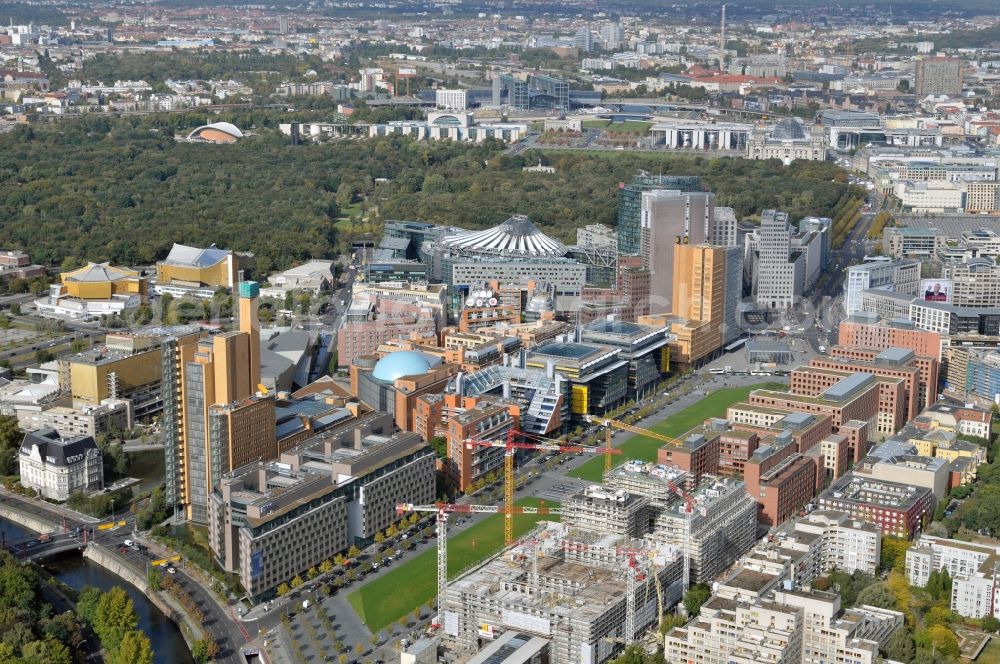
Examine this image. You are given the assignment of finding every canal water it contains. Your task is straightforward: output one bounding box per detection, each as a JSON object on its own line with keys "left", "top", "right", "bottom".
{"left": 1, "top": 518, "right": 194, "bottom": 664}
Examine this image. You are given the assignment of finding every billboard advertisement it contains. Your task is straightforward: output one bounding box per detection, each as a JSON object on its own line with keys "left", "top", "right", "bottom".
{"left": 921, "top": 279, "right": 952, "bottom": 303}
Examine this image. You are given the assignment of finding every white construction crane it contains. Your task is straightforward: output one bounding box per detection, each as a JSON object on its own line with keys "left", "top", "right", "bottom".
{"left": 395, "top": 501, "right": 564, "bottom": 624}
{"left": 585, "top": 415, "right": 699, "bottom": 592}
{"left": 564, "top": 540, "right": 662, "bottom": 647}
{"left": 663, "top": 478, "right": 697, "bottom": 594}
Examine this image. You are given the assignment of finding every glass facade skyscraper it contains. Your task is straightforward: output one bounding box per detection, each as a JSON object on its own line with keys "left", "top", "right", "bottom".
{"left": 617, "top": 174, "right": 703, "bottom": 255}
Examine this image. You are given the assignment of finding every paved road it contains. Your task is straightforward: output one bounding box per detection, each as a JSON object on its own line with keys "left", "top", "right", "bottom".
{"left": 131, "top": 533, "right": 251, "bottom": 664}
{"left": 0, "top": 491, "right": 251, "bottom": 664}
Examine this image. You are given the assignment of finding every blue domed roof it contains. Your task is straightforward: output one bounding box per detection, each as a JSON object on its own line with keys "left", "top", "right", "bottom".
{"left": 371, "top": 351, "right": 441, "bottom": 383}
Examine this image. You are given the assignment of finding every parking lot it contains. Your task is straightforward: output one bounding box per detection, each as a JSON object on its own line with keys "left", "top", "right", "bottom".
{"left": 258, "top": 517, "right": 439, "bottom": 664}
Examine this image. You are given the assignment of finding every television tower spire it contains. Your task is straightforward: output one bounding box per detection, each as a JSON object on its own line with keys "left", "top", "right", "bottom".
{"left": 720, "top": 4, "right": 726, "bottom": 70}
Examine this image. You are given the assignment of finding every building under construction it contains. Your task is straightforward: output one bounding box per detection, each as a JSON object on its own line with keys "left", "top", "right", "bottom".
{"left": 440, "top": 521, "right": 683, "bottom": 664}
{"left": 605, "top": 462, "right": 758, "bottom": 584}
{"left": 562, "top": 485, "right": 650, "bottom": 538}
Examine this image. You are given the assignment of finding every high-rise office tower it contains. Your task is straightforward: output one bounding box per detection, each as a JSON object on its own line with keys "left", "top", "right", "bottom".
{"left": 167, "top": 281, "right": 275, "bottom": 523}
{"left": 575, "top": 27, "right": 593, "bottom": 52}
{"left": 710, "top": 207, "right": 739, "bottom": 247}
{"left": 617, "top": 174, "right": 704, "bottom": 255}
{"left": 600, "top": 23, "right": 624, "bottom": 50}
{"left": 640, "top": 189, "right": 715, "bottom": 314}
{"left": 658, "top": 243, "right": 742, "bottom": 370}
{"left": 754, "top": 210, "right": 801, "bottom": 310}
{"left": 673, "top": 244, "right": 725, "bottom": 327}
{"left": 670, "top": 244, "right": 726, "bottom": 363}
{"left": 914, "top": 56, "right": 962, "bottom": 97}
{"left": 239, "top": 281, "right": 261, "bottom": 388}
{"left": 721, "top": 246, "right": 743, "bottom": 344}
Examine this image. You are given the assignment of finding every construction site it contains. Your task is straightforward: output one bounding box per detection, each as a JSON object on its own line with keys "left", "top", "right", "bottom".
{"left": 439, "top": 521, "right": 683, "bottom": 664}
{"left": 411, "top": 457, "right": 759, "bottom": 662}
{"left": 392, "top": 418, "right": 761, "bottom": 662}
{"left": 605, "top": 461, "right": 759, "bottom": 584}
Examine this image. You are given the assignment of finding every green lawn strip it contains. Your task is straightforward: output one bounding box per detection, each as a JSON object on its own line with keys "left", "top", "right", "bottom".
{"left": 334, "top": 202, "right": 364, "bottom": 230}
{"left": 346, "top": 497, "right": 560, "bottom": 633}
{"left": 581, "top": 119, "right": 652, "bottom": 134}
{"left": 568, "top": 382, "right": 786, "bottom": 482}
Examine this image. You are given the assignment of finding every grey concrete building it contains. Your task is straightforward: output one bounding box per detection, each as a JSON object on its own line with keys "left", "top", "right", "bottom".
{"left": 915, "top": 56, "right": 963, "bottom": 97}
{"left": 944, "top": 258, "right": 1000, "bottom": 309}
{"left": 753, "top": 209, "right": 802, "bottom": 310}
{"left": 440, "top": 521, "right": 683, "bottom": 663}
{"left": 562, "top": 485, "right": 650, "bottom": 538}
{"left": 208, "top": 417, "right": 435, "bottom": 600}
{"left": 605, "top": 462, "right": 758, "bottom": 584}
{"left": 617, "top": 174, "right": 703, "bottom": 255}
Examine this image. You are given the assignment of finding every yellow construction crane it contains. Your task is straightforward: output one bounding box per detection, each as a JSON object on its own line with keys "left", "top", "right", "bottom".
{"left": 586, "top": 416, "right": 699, "bottom": 593}
{"left": 586, "top": 415, "right": 687, "bottom": 472}
{"left": 465, "top": 430, "right": 622, "bottom": 545}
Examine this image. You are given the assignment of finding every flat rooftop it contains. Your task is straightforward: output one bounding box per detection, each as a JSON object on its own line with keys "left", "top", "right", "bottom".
{"left": 531, "top": 342, "right": 604, "bottom": 360}
{"left": 608, "top": 460, "right": 689, "bottom": 488}
{"left": 821, "top": 372, "right": 875, "bottom": 403}
{"left": 779, "top": 411, "right": 816, "bottom": 430}
{"left": 821, "top": 473, "right": 930, "bottom": 510}
{"left": 724, "top": 568, "right": 777, "bottom": 593}
{"left": 447, "top": 522, "right": 661, "bottom": 622}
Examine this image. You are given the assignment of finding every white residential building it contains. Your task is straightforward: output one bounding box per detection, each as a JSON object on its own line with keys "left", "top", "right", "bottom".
{"left": 18, "top": 428, "right": 103, "bottom": 501}
{"left": 260, "top": 260, "right": 335, "bottom": 298}
{"left": 741, "top": 510, "right": 880, "bottom": 590}
{"left": 665, "top": 571, "right": 902, "bottom": 664}
{"left": 15, "top": 398, "right": 132, "bottom": 439}
{"left": 794, "top": 510, "right": 882, "bottom": 577}
{"left": 906, "top": 535, "right": 1000, "bottom": 618}
{"left": 843, "top": 259, "right": 921, "bottom": 315}
{"left": 435, "top": 89, "right": 468, "bottom": 110}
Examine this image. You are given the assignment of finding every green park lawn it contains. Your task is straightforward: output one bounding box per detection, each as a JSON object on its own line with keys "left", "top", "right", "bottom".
{"left": 581, "top": 119, "right": 653, "bottom": 134}
{"left": 347, "top": 497, "right": 561, "bottom": 633}
{"left": 568, "top": 382, "right": 786, "bottom": 482}
{"left": 334, "top": 201, "right": 364, "bottom": 231}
